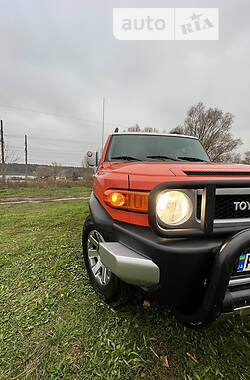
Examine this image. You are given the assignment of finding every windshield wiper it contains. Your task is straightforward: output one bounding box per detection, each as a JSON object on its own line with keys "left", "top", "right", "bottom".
{"left": 177, "top": 156, "right": 207, "bottom": 162}
{"left": 111, "top": 155, "right": 142, "bottom": 161}
{"left": 147, "top": 155, "right": 180, "bottom": 161}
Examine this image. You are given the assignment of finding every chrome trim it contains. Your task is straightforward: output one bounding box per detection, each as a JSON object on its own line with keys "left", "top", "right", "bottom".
{"left": 234, "top": 305, "right": 250, "bottom": 311}
{"left": 196, "top": 187, "right": 250, "bottom": 226}
{"left": 99, "top": 242, "right": 160, "bottom": 286}
{"left": 214, "top": 218, "right": 250, "bottom": 224}
{"left": 228, "top": 277, "right": 250, "bottom": 287}
{"left": 216, "top": 188, "right": 250, "bottom": 195}
{"left": 197, "top": 188, "right": 250, "bottom": 196}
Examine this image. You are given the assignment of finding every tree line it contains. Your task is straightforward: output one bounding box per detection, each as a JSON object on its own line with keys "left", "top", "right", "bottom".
{"left": 127, "top": 102, "right": 249, "bottom": 164}
{"left": 169, "top": 102, "right": 247, "bottom": 163}
{"left": 0, "top": 162, "right": 87, "bottom": 179}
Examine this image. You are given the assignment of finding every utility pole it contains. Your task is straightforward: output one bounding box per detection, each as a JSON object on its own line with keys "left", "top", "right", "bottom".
{"left": 0, "top": 120, "right": 5, "bottom": 184}
{"left": 25, "top": 134, "right": 28, "bottom": 180}
{"left": 101, "top": 97, "right": 105, "bottom": 153}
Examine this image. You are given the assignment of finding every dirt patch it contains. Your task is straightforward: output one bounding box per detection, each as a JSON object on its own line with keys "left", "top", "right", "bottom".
{"left": 0, "top": 195, "right": 90, "bottom": 205}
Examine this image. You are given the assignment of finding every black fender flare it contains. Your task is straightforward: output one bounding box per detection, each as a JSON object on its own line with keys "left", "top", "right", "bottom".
{"left": 89, "top": 192, "right": 114, "bottom": 233}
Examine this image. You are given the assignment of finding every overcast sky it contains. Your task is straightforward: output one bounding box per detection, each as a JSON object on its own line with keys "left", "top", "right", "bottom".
{"left": 0, "top": 0, "right": 249, "bottom": 166}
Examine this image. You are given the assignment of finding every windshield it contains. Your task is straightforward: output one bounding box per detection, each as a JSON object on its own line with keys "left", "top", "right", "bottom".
{"left": 105, "top": 134, "right": 210, "bottom": 162}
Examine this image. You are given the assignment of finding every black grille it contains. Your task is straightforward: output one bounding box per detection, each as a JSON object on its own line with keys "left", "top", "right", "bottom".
{"left": 197, "top": 194, "right": 250, "bottom": 220}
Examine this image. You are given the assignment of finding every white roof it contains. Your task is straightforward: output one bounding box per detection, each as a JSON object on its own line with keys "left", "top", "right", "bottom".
{"left": 111, "top": 132, "right": 198, "bottom": 140}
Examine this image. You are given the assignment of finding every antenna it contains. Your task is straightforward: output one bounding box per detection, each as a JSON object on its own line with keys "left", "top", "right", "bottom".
{"left": 101, "top": 97, "right": 105, "bottom": 153}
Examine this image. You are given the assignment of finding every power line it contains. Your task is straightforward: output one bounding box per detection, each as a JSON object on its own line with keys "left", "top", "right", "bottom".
{"left": 5, "top": 134, "right": 99, "bottom": 144}
{"left": 0, "top": 104, "right": 134, "bottom": 167}
{"left": 0, "top": 103, "right": 130, "bottom": 129}
{"left": 0, "top": 104, "right": 101, "bottom": 124}
{"left": 9, "top": 149, "right": 88, "bottom": 156}
{"left": 3, "top": 143, "right": 93, "bottom": 155}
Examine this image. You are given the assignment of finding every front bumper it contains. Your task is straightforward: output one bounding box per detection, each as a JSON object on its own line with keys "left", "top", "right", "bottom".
{"left": 99, "top": 242, "right": 160, "bottom": 286}
{"left": 90, "top": 193, "right": 250, "bottom": 324}
{"left": 100, "top": 225, "right": 250, "bottom": 324}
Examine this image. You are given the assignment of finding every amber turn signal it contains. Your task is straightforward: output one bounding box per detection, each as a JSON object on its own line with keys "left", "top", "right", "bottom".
{"left": 104, "top": 190, "right": 149, "bottom": 212}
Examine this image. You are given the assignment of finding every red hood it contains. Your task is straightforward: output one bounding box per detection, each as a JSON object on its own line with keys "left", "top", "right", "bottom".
{"left": 103, "top": 161, "right": 250, "bottom": 191}
{"left": 103, "top": 161, "right": 175, "bottom": 176}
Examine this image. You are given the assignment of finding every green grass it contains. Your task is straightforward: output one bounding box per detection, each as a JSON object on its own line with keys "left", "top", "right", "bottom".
{"left": 0, "top": 201, "right": 249, "bottom": 379}
{"left": 0, "top": 186, "right": 91, "bottom": 199}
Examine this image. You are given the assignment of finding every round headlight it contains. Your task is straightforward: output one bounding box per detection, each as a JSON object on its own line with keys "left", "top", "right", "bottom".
{"left": 156, "top": 191, "right": 192, "bottom": 226}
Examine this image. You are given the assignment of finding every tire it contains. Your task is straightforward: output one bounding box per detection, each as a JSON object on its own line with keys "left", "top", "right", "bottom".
{"left": 82, "top": 215, "right": 131, "bottom": 307}
{"left": 174, "top": 306, "right": 219, "bottom": 329}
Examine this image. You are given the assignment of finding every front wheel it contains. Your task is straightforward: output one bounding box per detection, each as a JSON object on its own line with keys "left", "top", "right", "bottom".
{"left": 82, "top": 215, "right": 131, "bottom": 306}
{"left": 174, "top": 306, "right": 219, "bottom": 329}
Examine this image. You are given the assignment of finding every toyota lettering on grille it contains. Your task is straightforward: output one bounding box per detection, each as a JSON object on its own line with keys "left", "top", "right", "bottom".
{"left": 234, "top": 201, "right": 250, "bottom": 211}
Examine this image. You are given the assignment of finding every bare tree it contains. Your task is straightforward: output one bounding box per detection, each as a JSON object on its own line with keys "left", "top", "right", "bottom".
{"left": 126, "top": 124, "right": 159, "bottom": 133}
{"left": 170, "top": 102, "right": 242, "bottom": 162}
{"left": 5, "top": 144, "right": 20, "bottom": 165}
{"left": 33, "top": 163, "right": 64, "bottom": 180}
{"left": 242, "top": 151, "right": 250, "bottom": 165}
{"left": 0, "top": 144, "right": 20, "bottom": 180}
{"left": 222, "top": 152, "right": 242, "bottom": 164}
{"left": 72, "top": 170, "right": 80, "bottom": 181}
{"left": 170, "top": 126, "right": 184, "bottom": 135}
{"left": 50, "top": 162, "right": 64, "bottom": 180}
{"left": 33, "top": 165, "right": 50, "bottom": 179}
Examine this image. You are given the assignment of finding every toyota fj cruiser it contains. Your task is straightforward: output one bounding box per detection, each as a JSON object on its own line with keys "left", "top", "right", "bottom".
{"left": 82, "top": 132, "right": 250, "bottom": 327}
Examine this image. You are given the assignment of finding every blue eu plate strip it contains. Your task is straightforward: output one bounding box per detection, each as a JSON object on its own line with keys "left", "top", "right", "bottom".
{"left": 237, "top": 254, "right": 246, "bottom": 272}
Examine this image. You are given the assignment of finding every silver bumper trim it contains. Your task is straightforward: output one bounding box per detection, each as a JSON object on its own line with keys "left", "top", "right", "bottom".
{"left": 99, "top": 242, "right": 160, "bottom": 286}
{"left": 234, "top": 305, "right": 250, "bottom": 311}
{"left": 229, "top": 277, "right": 250, "bottom": 287}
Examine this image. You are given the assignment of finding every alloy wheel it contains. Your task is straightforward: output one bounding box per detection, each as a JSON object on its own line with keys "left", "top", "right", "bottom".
{"left": 87, "top": 230, "right": 111, "bottom": 286}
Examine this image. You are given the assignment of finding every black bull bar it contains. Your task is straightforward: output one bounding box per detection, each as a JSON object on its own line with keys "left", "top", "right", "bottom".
{"left": 149, "top": 180, "right": 250, "bottom": 323}
{"left": 175, "top": 229, "right": 250, "bottom": 324}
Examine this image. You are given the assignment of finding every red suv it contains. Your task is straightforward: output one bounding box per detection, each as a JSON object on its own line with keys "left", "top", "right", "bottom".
{"left": 82, "top": 132, "right": 250, "bottom": 327}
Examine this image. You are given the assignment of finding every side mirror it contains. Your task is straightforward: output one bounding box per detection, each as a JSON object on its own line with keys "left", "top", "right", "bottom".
{"left": 86, "top": 151, "right": 98, "bottom": 167}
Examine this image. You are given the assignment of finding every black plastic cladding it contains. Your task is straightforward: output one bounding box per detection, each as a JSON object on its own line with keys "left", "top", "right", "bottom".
{"left": 148, "top": 180, "right": 250, "bottom": 238}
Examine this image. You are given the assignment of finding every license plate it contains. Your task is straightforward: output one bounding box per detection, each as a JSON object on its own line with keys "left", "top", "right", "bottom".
{"left": 237, "top": 253, "right": 250, "bottom": 272}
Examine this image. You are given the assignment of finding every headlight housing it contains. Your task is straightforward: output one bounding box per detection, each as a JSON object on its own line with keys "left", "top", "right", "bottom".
{"left": 104, "top": 189, "right": 149, "bottom": 212}
{"left": 156, "top": 190, "right": 193, "bottom": 226}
